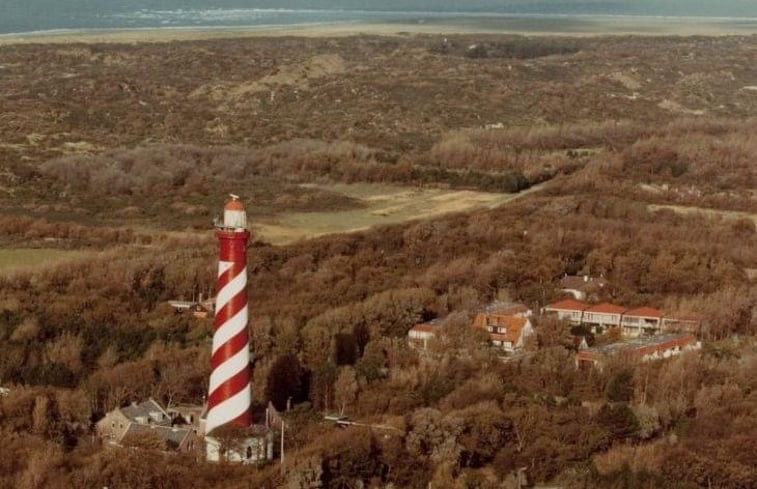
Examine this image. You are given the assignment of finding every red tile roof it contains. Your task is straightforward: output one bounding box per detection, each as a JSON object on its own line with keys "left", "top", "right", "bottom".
{"left": 664, "top": 312, "right": 704, "bottom": 322}
{"left": 634, "top": 335, "right": 697, "bottom": 358}
{"left": 544, "top": 299, "right": 587, "bottom": 311}
{"left": 624, "top": 306, "right": 664, "bottom": 318}
{"left": 410, "top": 324, "right": 436, "bottom": 334}
{"left": 585, "top": 302, "right": 627, "bottom": 315}
{"left": 577, "top": 334, "right": 698, "bottom": 363}
{"left": 474, "top": 315, "right": 529, "bottom": 345}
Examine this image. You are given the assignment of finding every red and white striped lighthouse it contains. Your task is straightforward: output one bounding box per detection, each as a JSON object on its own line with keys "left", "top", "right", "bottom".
{"left": 206, "top": 195, "right": 253, "bottom": 434}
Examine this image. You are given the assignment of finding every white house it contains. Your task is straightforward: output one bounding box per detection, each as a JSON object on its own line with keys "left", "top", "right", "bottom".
{"left": 473, "top": 312, "right": 534, "bottom": 354}
{"left": 542, "top": 299, "right": 586, "bottom": 324}
{"left": 621, "top": 307, "right": 663, "bottom": 337}
{"left": 661, "top": 313, "right": 705, "bottom": 335}
{"left": 408, "top": 319, "right": 442, "bottom": 350}
{"left": 582, "top": 302, "right": 627, "bottom": 331}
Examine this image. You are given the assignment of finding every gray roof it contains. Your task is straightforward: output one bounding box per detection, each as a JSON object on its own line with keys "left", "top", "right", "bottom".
{"left": 120, "top": 399, "right": 171, "bottom": 426}
{"left": 585, "top": 334, "right": 694, "bottom": 356}
{"left": 121, "top": 423, "right": 191, "bottom": 449}
{"left": 559, "top": 275, "right": 609, "bottom": 291}
{"left": 476, "top": 301, "right": 529, "bottom": 314}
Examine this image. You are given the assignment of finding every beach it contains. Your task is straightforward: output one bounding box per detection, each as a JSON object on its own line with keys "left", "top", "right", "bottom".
{"left": 1, "top": 15, "right": 755, "bottom": 46}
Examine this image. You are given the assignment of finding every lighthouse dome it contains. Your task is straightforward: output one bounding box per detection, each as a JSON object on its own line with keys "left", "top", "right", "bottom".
{"left": 225, "top": 199, "right": 244, "bottom": 212}
{"left": 223, "top": 196, "right": 247, "bottom": 230}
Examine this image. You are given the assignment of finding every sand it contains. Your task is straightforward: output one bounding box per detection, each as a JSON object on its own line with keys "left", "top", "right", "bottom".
{"left": 648, "top": 204, "right": 757, "bottom": 225}
{"left": 0, "top": 16, "right": 755, "bottom": 46}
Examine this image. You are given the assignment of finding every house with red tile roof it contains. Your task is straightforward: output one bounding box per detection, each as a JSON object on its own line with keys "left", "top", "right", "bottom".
{"left": 582, "top": 303, "right": 627, "bottom": 331}
{"left": 661, "top": 313, "right": 705, "bottom": 336}
{"left": 621, "top": 306, "right": 664, "bottom": 337}
{"left": 542, "top": 299, "right": 586, "bottom": 324}
{"left": 576, "top": 334, "right": 700, "bottom": 370}
{"left": 408, "top": 319, "right": 442, "bottom": 350}
{"left": 472, "top": 312, "right": 534, "bottom": 354}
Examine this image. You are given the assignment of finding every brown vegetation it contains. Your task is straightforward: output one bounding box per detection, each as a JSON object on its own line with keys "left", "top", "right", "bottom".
{"left": 0, "top": 32, "right": 755, "bottom": 489}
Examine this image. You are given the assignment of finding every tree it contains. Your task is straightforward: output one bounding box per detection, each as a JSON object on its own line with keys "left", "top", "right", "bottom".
{"left": 535, "top": 316, "right": 574, "bottom": 350}
{"left": 287, "top": 455, "right": 323, "bottom": 489}
{"left": 606, "top": 369, "right": 635, "bottom": 402}
{"left": 334, "top": 333, "right": 358, "bottom": 366}
{"left": 597, "top": 403, "right": 639, "bottom": 442}
{"left": 32, "top": 395, "right": 52, "bottom": 436}
{"left": 354, "top": 339, "right": 387, "bottom": 382}
{"left": 334, "top": 367, "right": 358, "bottom": 416}
{"left": 266, "top": 354, "right": 307, "bottom": 411}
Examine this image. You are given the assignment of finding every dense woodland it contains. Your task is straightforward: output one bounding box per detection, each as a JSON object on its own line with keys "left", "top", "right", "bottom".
{"left": 0, "top": 33, "right": 756, "bottom": 489}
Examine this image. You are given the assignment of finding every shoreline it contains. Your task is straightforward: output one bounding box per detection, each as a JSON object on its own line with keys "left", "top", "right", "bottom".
{"left": 0, "top": 16, "right": 755, "bottom": 45}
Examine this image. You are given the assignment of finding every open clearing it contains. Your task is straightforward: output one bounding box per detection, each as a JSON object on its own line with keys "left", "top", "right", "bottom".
{"left": 0, "top": 248, "right": 92, "bottom": 274}
{"left": 647, "top": 204, "right": 757, "bottom": 225}
{"left": 254, "top": 183, "right": 515, "bottom": 245}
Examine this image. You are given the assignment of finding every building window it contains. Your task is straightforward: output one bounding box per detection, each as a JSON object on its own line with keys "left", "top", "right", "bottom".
{"left": 486, "top": 326, "right": 493, "bottom": 332}
{"left": 246, "top": 446, "right": 253, "bottom": 459}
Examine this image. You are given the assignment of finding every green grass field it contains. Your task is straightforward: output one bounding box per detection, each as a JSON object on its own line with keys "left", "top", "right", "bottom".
{"left": 253, "top": 183, "right": 514, "bottom": 244}
{"left": 0, "top": 248, "right": 92, "bottom": 274}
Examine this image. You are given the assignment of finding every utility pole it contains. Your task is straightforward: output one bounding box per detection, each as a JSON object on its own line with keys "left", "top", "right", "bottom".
{"left": 280, "top": 420, "right": 285, "bottom": 471}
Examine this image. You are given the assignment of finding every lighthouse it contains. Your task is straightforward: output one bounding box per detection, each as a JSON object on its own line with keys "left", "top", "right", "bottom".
{"left": 204, "top": 196, "right": 273, "bottom": 463}
{"left": 206, "top": 194, "right": 252, "bottom": 433}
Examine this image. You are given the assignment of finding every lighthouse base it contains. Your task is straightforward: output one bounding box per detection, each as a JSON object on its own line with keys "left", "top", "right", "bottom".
{"left": 205, "top": 426, "right": 274, "bottom": 464}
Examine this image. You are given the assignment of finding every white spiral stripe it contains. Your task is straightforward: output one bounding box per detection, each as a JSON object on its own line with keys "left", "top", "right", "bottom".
{"left": 212, "top": 306, "right": 248, "bottom": 356}
{"left": 208, "top": 346, "right": 250, "bottom": 394}
{"left": 216, "top": 267, "right": 247, "bottom": 311}
{"left": 205, "top": 382, "right": 252, "bottom": 435}
{"left": 217, "top": 260, "right": 233, "bottom": 277}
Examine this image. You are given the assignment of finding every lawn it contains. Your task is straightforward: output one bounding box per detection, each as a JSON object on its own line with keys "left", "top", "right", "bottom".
{"left": 253, "top": 183, "right": 515, "bottom": 245}
{"left": 0, "top": 248, "right": 92, "bottom": 274}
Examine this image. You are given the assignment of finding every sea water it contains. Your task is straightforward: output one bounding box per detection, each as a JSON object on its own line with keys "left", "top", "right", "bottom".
{"left": 1, "top": 0, "right": 757, "bottom": 36}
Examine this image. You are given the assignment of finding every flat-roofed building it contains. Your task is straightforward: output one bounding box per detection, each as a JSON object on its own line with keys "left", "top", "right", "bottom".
{"left": 576, "top": 334, "right": 700, "bottom": 370}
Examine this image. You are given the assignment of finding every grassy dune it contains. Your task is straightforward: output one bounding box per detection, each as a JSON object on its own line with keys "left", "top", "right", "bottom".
{"left": 254, "top": 183, "right": 513, "bottom": 244}
{"left": 0, "top": 248, "right": 92, "bottom": 274}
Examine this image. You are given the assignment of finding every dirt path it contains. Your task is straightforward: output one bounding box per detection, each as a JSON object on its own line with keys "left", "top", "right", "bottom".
{"left": 647, "top": 204, "right": 757, "bottom": 225}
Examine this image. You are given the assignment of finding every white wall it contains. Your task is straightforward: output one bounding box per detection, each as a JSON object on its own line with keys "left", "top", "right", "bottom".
{"left": 205, "top": 434, "right": 273, "bottom": 464}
